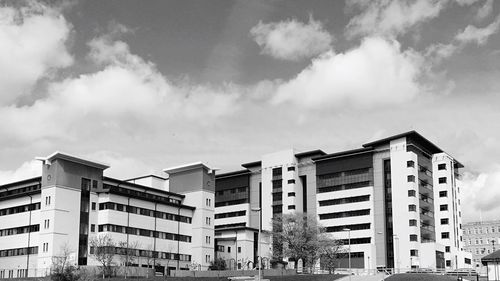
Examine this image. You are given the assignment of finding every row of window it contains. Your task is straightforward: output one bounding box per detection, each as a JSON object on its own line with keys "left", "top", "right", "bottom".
{"left": 319, "top": 209, "right": 370, "bottom": 220}
{"left": 464, "top": 226, "right": 500, "bottom": 234}
{"left": 89, "top": 246, "right": 191, "bottom": 261}
{"left": 319, "top": 195, "right": 370, "bottom": 207}
{"left": 407, "top": 161, "right": 447, "bottom": 171}
{"left": 216, "top": 245, "right": 242, "bottom": 253}
{"left": 106, "top": 185, "right": 182, "bottom": 205}
{"left": 216, "top": 187, "right": 247, "bottom": 196}
{"left": 0, "top": 224, "right": 39, "bottom": 237}
{"left": 325, "top": 223, "right": 371, "bottom": 233}
{"left": 0, "top": 246, "right": 37, "bottom": 257}
{"left": 98, "top": 224, "right": 192, "bottom": 242}
{"left": 317, "top": 181, "right": 372, "bottom": 193}
{"left": 0, "top": 184, "right": 40, "bottom": 199}
{"left": 465, "top": 238, "right": 500, "bottom": 246}
{"left": 0, "top": 202, "right": 40, "bottom": 216}
{"left": 99, "top": 202, "right": 192, "bottom": 223}
{"left": 215, "top": 199, "right": 247, "bottom": 207}
{"left": 215, "top": 210, "right": 246, "bottom": 219}
{"left": 214, "top": 222, "right": 246, "bottom": 229}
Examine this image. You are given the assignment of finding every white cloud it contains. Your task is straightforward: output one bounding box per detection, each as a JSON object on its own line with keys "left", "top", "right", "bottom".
{"left": 272, "top": 37, "right": 423, "bottom": 109}
{"left": 461, "top": 166, "right": 500, "bottom": 222}
{"left": 0, "top": 3, "right": 73, "bottom": 106}
{"left": 475, "top": 0, "right": 494, "bottom": 20}
{"left": 455, "top": 15, "right": 500, "bottom": 45}
{"left": 345, "top": 0, "right": 447, "bottom": 38}
{"left": 250, "top": 17, "right": 333, "bottom": 61}
{"left": 0, "top": 36, "right": 241, "bottom": 145}
{"left": 0, "top": 160, "right": 41, "bottom": 185}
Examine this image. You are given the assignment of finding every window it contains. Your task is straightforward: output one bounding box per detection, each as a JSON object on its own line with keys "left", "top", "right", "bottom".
{"left": 407, "top": 160, "right": 415, "bottom": 168}
{"left": 441, "top": 232, "right": 450, "bottom": 239}
{"left": 407, "top": 175, "right": 415, "bottom": 182}
{"left": 206, "top": 255, "right": 210, "bottom": 263}
{"left": 446, "top": 260, "right": 451, "bottom": 267}
{"left": 45, "top": 196, "right": 51, "bottom": 206}
{"left": 288, "top": 192, "right": 296, "bottom": 197}
{"left": 206, "top": 198, "right": 211, "bottom": 207}
{"left": 438, "top": 163, "right": 446, "bottom": 170}
{"left": 440, "top": 204, "right": 448, "bottom": 211}
{"left": 227, "top": 247, "right": 231, "bottom": 253}
{"left": 91, "top": 202, "right": 96, "bottom": 210}
{"left": 287, "top": 179, "right": 295, "bottom": 184}
{"left": 409, "top": 219, "right": 417, "bottom": 226}
{"left": 445, "top": 246, "right": 450, "bottom": 252}
{"left": 408, "top": 190, "right": 416, "bottom": 197}
{"left": 408, "top": 204, "right": 416, "bottom": 212}
{"left": 206, "top": 236, "right": 211, "bottom": 244}
{"left": 217, "top": 245, "right": 224, "bottom": 252}
{"left": 410, "top": 249, "right": 418, "bottom": 257}
{"left": 439, "top": 191, "right": 447, "bottom": 197}
{"left": 206, "top": 217, "right": 211, "bottom": 225}
{"left": 439, "top": 177, "right": 447, "bottom": 184}
{"left": 287, "top": 166, "right": 295, "bottom": 171}
{"left": 288, "top": 205, "right": 296, "bottom": 210}
{"left": 238, "top": 247, "right": 241, "bottom": 253}
{"left": 44, "top": 219, "right": 49, "bottom": 229}
{"left": 410, "top": 234, "right": 418, "bottom": 241}
{"left": 441, "top": 218, "right": 449, "bottom": 225}
{"left": 91, "top": 224, "right": 95, "bottom": 232}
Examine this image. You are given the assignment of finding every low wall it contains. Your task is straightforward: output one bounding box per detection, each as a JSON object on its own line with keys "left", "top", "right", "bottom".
{"left": 171, "top": 269, "right": 296, "bottom": 278}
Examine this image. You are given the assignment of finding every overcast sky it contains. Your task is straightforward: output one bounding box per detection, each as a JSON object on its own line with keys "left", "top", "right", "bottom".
{"left": 0, "top": 0, "right": 499, "bottom": 223}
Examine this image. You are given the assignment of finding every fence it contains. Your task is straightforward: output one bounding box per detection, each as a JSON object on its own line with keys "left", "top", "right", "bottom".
{"left": 170, "top": 269, "right": 297, "bottom": 278}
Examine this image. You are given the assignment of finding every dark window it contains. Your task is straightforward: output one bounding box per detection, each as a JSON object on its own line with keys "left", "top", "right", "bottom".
{"left": 227, "top": 247, "right": 231, "bottom": 253}
{"left": 91, "top": 202, "right": 96, "bottom": 210}
{"left": 438, "top": 164, "right": 446, "bottom": 170}
{"left": 91, "top": 224, "right": 95, "bottom": 232}
{"left": 441, "top": 232, "right": 450, "bottom": 239}
{"left": 445, "top": 246, "right": 450, "bottom": 252}
{"left": 446, "top": 260, "right": 451, "bottom": 267}
{"left": 441, "top": 218, "right": 449, "bottom": 225}
{"left": 439, "top": 177, "right": 447, "bottom": 184}
{"left": 288, "top": 192, "right": 296, "bottom": 197}
{"left": 287, "top": 179, "right": 295, "bottom": 184}
{"left": 238, "top": 247, "right": 241, "bottom": 253}
{"left": 439, "top": 191, "right": 447, "bottom": 197}
{"left": 410, "top": 235, "right": 418, "bottom": 241}
{"left": 288, "top": 205, "right": 295, "bottom": 210}
{"left": 409, "top": 219, "right": 417, "bottom": 226}
{"left": 410, "top": 249, "right": 418, "bottom": 257}
{"left": 408, "top": 190, "right": 416, "bottom": 197}
{"left": 408, "top": 205, "right": 416, "bottom": 212}
{"left": 407, "top": 161, "right": 415, "bottom": 168}
{"left": 287, "top": 166, "right": 295, "bottom": 171}
{"left": 407, "top": 175, "right": 415, "bottom": 182}
{"left": 440, "top": 204, "right": 448, "bottom": 211}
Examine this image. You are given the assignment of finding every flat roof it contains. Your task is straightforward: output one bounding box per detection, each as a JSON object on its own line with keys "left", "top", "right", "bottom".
{"left": 312, "top": 147, "right": 373, "bottom": 162}
{"left": 215, "top": 169, "right": 251, "bottom": 179}
{"left": 125, "top": 174, "right": 168, "bottom": 182}
{"left": 241, "top": 160, "right": 262, "bottom": 169}
{"left": 42, "top": 151, "right": 110, "bottom": 170}
{"left": 163, "top": 162, "right": 214, "bottom": 174}
{"left": 482, "top": 249, "right": 500, "bottom": 264}
{"left": 104, "top": 176, "right": 184, "bottom": 198}
{"left": 295, "top": 149, "right": 326, "bottom": 159}
{"left": 0, "top": 176, "right": 42, "bottom": 189}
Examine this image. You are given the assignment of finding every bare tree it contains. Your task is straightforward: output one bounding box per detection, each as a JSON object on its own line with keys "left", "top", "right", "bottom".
{"left": 89, "top": 234, "right": 116, "bottom": 278}
{"left": 143, "top": 244, "right": 154, "bottom": 278}
{"left": 319, "top": 239, "right": 345, "bottom": 274}
{"left": 117, "top": 240, "right": 140, "bottom": 278}
{"left": 271, "top": 213, "right": 339, "bottom": 273}
{"left": 50, "top": 244, "right": 78, "bottom": 281}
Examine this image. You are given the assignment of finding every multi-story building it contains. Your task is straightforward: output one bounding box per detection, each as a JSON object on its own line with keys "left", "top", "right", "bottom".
{"left": 214, "top": 131, "right": 472, "bottom": 271}
{"left": 463, "top": 220, "right": 500, "bottom": 274}
{"left": 0, "top": 131, "right": 473, "bottom": 278}
{"left": 0, "top": 152, "right": 217, "bottom": 277}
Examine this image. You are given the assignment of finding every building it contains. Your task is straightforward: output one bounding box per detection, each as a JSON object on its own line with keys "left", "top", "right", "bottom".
{"left": 214, "top": 131, "right": 472, "bottom": 271}
{"left": 0, "top": 131, "right": 472, "bottom": 278}
{"left": 463, "top": 220, "right": 500, "bottom": 274}
{"left": 481, "top": 250, "right": 500, "bottom": 281}
{"left": 0, "top": 152, "right": 217, "bottom": 277}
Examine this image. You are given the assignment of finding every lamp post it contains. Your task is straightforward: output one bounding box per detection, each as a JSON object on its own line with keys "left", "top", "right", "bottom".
{"left": 251, "top": 208, "right": 262, "bottom": 281}
{"left": 343, "top": 228, "right": 351, "bottom": 281}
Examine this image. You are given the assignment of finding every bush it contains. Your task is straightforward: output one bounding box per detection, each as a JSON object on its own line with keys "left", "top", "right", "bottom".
{"left": 51, "top": 265, "right": 80, "bottom": 281}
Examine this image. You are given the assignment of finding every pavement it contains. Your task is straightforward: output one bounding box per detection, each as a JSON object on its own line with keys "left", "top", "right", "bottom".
{"left": 336, "top": 273, "right": 388, "bottom": 281}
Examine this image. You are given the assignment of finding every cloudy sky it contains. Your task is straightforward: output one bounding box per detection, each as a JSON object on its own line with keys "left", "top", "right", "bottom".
{"left": 0, "top": 0, "right": 499, "bottom": 223}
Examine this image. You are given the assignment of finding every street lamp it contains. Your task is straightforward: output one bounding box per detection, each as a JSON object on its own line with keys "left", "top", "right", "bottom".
{"left": 251, "top": 208, "right": 262, "bottom": 281}
{"left": 343, "top": 228, "right": 351, "bottom": 281}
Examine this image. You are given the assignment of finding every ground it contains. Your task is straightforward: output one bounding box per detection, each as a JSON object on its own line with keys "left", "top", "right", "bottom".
{"left": 386, "top": 273, "right": 480, "bottom": 281}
